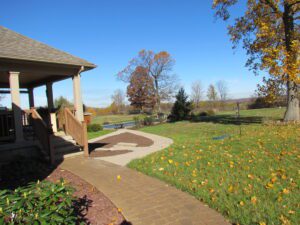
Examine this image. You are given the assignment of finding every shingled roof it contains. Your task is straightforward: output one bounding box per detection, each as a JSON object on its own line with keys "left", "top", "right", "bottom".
{"left": 0, "top": 26, "right": 96, "bottom": 69}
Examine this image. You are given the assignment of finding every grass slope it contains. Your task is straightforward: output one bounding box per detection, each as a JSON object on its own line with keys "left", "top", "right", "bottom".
{"left": 88, "top": 130, "right": 113, "bottom": 140}
{"left": 128, "top": 108, "right": 299, "bottom": 225}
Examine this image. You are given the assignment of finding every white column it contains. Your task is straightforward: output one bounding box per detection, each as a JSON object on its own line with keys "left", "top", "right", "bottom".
{"left": 28, "top": 88, "right": 35, "bottom": 108}
{"left": 9, "top": 71, "right": 23, "bottom": 141}
{"left": 46, "top": 82, "right": 54, "bottom": 112}
{"left": 72, "top": 74, "right": 84, "bottom": 121}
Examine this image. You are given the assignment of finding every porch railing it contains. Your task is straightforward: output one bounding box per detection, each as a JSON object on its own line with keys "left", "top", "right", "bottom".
{"left": 0, "top": 111, "right": 14, "bottom": 142}
{"left": 64, "top": 108, "right": 88, "bottom": 156}
{"left": 30, "top": 108, "right": 55, "bottom": 164}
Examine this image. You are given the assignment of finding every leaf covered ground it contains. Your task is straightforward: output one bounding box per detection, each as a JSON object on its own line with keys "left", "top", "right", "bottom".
{"left": 128, "top": 108, "right": 300, "bottom": 225}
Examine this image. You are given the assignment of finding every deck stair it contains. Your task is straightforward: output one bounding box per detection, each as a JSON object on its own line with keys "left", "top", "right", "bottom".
{"left": 52, "top": 132, "right": 83, "bottom": 160}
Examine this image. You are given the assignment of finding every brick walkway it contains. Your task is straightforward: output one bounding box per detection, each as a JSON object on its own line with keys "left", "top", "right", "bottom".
{"left": 61, "top": 157, "right": 230, "bottom": 225}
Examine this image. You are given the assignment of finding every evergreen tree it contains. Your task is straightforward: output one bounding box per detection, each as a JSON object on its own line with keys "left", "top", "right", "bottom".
{"left": 170, "top": 88, "right": 192, "bottom": 121}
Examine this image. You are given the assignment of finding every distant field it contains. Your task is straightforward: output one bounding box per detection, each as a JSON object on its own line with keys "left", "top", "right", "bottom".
{"left": 92, "top": 114, "right": 146, "bottom": 125}
{"left": 129, "top": 107, "right": 299, "bottom": 225}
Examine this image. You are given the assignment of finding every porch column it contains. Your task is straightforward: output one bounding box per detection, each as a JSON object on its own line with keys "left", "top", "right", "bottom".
{"left": 9, "top": 71, "right": 23, "bottom": 141}
{"left": 72, "top": 73, "right": 84, "bottom": 121}
{"left": 46, "top": 82, "right": 54, "bottom": 112}
{"left": 28, "top": 87, "right": 35, "bottom": 108}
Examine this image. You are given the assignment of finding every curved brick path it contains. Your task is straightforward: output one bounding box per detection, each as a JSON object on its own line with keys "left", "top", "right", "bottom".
{"left": 61, "top": 156, "right": 230, "bottom": 225}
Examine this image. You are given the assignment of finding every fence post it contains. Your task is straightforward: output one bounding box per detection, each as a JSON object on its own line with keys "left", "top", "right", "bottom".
{"left": 82, "top": 121, "right": 89, "bottom": 157}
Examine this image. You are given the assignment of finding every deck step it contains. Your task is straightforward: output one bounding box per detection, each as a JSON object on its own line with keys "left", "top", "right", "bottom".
{"left": 55, "top": 144, "right": 81, "bottom": 155}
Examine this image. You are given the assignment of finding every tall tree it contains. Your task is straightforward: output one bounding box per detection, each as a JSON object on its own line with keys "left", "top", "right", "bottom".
{"left": 256, "top": 76, "right": 287, "bottom": 104}
{"left": 170, "top": 88, "right": 192, "bottom": 121}
{"left": 126, "top": 66, "right": 156, "bottom": 111}
{"left": 111, "top": 89, "right": 125, "bottom": 114}
{"left": 118, "top": 50, "right": 178, "bottom": 112}
{"left": 207, "top": 84, "right": 218, "bottom": 102}
{"left": 213, "top": 0, "right": 300, "bottom": 121}
{"left": 54, "top": 96, "right": 72, "bottom": 108}
{"left": 191, "top": 81, "right": 204, "bottom": 108}
{"left": 216, "top": 80, "right": 229, "bottom": 101}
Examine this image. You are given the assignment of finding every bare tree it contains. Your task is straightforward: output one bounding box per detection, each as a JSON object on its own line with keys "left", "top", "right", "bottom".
{"left": 191, "top": 81, "right": 204, "bottom": 108}
{"left": 216, "top": 80, "right": 228, "bottom": 101}
{"left": 118, "top": 50, "right": 179, "bottom": 112}
{"left": 207, "top": 84, "right": 218, "bottom": 102}
{"left": 111, "top": 89, "right": 125, "bottom": 114}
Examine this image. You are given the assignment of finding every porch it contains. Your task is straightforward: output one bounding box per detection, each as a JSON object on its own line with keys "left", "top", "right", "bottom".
{"left": 0, "top": 26, "right": 96, "bottom": 164}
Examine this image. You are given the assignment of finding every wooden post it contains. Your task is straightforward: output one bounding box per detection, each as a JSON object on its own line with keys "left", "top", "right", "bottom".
{"left": 64, "top": 108, "right": 68, "bottom": 135}
{"left": 82, "top": 121, "right": 89, "bottom": 157}
{"left": 46, "top": 82, "right": 54, "bottom": 112}
{"left": 28, "top": 88, "right": 35, "bottom": 108}
{"left": 72, "top": 71, "right": 84, "bottom": 122}
{"left": 9, "top": 71, "right": 23, "bottom": 141}
{"left": 49, "top": 134, "right": 55, "bottom": 165}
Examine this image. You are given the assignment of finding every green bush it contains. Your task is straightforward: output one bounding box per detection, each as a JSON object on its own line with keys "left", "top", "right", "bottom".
{"left": 0, "top": 179, "right": 78, "bottom": 224}
{"left": 206, "top": 109, "right": 215, "bottom": 116}
{"left": 133, "top": 116, "right": 142, "bottom": 128}
{"left": 87, "top": 123, "right": 103, "bottom": 132}
{"left": 143, "top": 116, "right": 154, "bottom": 126}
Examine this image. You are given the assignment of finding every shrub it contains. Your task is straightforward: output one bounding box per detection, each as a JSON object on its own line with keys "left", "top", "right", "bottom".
{"left": 157, "top": 113, "right": 166, "bottom": 123}
{"left": 0, "top": 179, "right": 78, "bottom": 224}
{"left": 133, "top": 116, "right": 142, "bottom": 128}
{"left": 128, "top": 109, "right": 141, "bottom": 115}
{"left": 206, "top": 109, "right": 215, "bottom": 116}
{"left": 198, "top": 111, "right": 208, "bottom": 117}
{"left": 87, "top": 124, "right": 103, "bottom": 132}
{"left": 143, "top": 116, "right": 154, "bottom": 126}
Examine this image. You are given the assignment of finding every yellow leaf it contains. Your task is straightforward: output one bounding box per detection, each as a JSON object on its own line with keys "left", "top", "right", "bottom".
{"left": 247, "top": 174, "right": 254, "bottom": 179}
{"left": 168, "top": 159, "right": 173, "bottom": 164}
{"left": 228, "top": 185, "right": 234, "bottom": 193}
{"left": 265, "top": 182, "right": 274, "bottom": 189}
{"left": 282, "top": 188, "right": 290, "bottom": 194}
{"left": 251, "top": 196, "right": 257, "bottom": 204}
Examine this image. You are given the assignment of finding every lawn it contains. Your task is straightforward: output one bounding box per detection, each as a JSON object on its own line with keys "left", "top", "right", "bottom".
{"left": 128, "top": 108, "right": 299, "bottom": 225}
{"left": 88, "top": 130, "right": 113, "bottom": 140}
{"left": 92, "top": 114, "right": 146, "bottom": 125}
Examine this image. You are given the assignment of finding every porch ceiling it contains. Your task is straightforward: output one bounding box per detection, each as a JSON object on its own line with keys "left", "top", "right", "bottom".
{"left": 0, "top": 58, "right": 85, "bottom": 88}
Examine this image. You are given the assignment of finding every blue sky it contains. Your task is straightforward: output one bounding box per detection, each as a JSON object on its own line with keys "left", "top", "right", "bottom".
{"left": 1, "top": 0, "right": 262, "bottom": 108}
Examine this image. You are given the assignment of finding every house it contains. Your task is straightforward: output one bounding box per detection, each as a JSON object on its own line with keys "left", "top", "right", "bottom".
{"left": 0, "top": 26, "right": 96, "bottom": 164}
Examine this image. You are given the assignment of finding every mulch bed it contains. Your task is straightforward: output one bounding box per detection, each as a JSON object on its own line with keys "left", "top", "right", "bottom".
{"left": 47, "top": 167, "right": 129, "bottom": 225}
{"left": 0, "top": 159, "right": 131, "bottom": 225}
{"left": 90, "top": 132, "right": 154, "bottom": 150}
{"left": 90, "top": 150, "right": 133, "bottom": 157}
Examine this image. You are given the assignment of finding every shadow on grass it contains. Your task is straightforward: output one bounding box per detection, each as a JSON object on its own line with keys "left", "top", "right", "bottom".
{"left": 191, "top": 114, "right": 264, "bottom": 125}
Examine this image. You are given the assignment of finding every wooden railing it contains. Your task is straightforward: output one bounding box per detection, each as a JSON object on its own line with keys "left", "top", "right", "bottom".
{"left": 30, "top": 108, "right": 55, "bottom": 164}
{"left": 64, "top": 108, "right": 88, "bottom": 156}
{"left": 0, "top": 111, "right": 14, "bottom": 142}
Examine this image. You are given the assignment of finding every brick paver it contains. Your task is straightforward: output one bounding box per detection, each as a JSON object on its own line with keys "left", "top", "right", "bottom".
{"left": 61, "top": 157, "right": 230, "bottom": 225}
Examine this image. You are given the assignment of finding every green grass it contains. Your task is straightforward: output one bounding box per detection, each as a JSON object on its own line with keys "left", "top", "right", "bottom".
{"left": 88, "top": 130, "right": 113, "bottom": 140}
{"left": 128, "top": 108, "right": 299, "bottom": 225}
{"left": 92, "top": 114, "right": 146, "bottom": 125}
{"left": 217, "top": 107, "right": 286, "bottom": 120}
